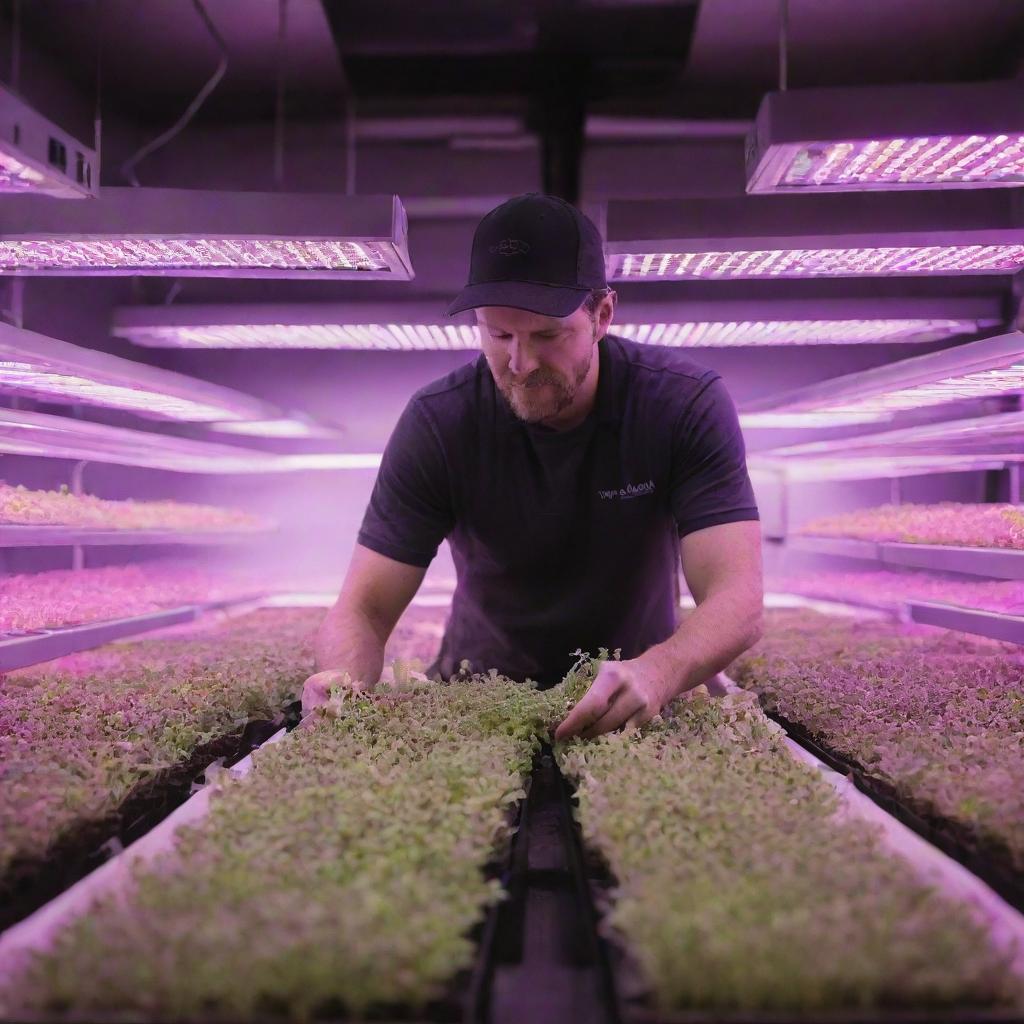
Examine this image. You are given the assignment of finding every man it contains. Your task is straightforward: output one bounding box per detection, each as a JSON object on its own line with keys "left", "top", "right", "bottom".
{"left": 302, "top": 193, "right": 763, "bottom": 739}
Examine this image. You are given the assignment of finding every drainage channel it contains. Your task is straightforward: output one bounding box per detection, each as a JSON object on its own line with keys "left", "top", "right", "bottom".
{"left": 483, "top": 746, "right": 622, "bottom": 1024}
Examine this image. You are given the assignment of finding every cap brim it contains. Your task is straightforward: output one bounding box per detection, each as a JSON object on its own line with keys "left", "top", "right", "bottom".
{"left": 445, "top": 281, "right": 590, "bottom": 318}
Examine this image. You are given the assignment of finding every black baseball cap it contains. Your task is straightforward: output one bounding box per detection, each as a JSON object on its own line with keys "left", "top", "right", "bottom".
{"left": 445, "top": 193, "right": 607, "bottom": 318}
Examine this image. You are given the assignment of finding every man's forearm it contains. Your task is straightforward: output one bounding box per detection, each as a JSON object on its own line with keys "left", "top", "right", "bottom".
{"left": 636, "top": 581, "right": 763, "bottom": 701}
{"left": 314, "top": 603, "right": 387, "bottom": 687}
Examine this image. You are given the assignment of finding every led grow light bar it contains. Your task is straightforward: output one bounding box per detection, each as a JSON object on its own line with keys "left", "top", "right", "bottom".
{"left": 110, "top": 298, "right": 998, "bottom": 350}
{"left": 0, "top": 320, "right": 289, "bottom": 423}
{"left": 739, "top": 411, "right": 888, "bottom": 428}
{"left": 0, "top": 85, "right": 98, "bottom": 198}
{"left": 208, "top": 418, "right": 345, "bottom": 439}
{"left": 750, "top": 454, "right": 1014, "bottom": 483}
{"left": 605, "top": 191, "right": 1024, "bottom": 280}
{"left": 613, "top": 319, "right": 980, "bottom": 347}
{"left": 0, "top": 408, "right": 378, "bottom": 473}
{"left": 747, "top": 81, "right": 1024, "bottom": 194}
{"left": 0, "top": 190, "right": 412, "bottom": 279}
{"left": 760, "top": 410, "right": 1024, "bottom": 462}
{"left": 743, "top": 331, "right": 1024, "bottom": 418}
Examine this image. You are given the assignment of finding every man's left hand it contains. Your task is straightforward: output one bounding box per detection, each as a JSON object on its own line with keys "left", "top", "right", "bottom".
{"left": 554, "top": 656, "right": 672, "bottom": 741}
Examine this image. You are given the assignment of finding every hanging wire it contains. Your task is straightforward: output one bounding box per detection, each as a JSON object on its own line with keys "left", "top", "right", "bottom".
{"left": 273, "top": 0, "right": 288, "bottom": 189}
{"left": 120, "top": 0, "right": 228, "bottom": 186}
{"left": 778, "top": 0, "right": 789, "bottom": 91}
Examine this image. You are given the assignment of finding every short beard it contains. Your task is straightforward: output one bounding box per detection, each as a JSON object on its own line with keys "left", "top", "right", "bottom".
{"left": 500, "top": 344, "right": 594, "bottom": 424}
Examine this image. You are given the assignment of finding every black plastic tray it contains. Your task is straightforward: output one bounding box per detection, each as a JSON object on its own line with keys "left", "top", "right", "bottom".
{"left": 766, "top": 707, "right": 1024, "bottom": 915}
{"left": 0, "top": 700, "right": 303, "bottom": 933}
{"left": 0, "top": 730, "right": 516, "bottom": 1024}
{"left": 559, "top": 747, "right": 1024, "bottom": 1024}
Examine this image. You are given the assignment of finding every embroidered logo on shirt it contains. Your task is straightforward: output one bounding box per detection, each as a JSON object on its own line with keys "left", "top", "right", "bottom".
{"left": 598, "top": 479, "right": 656, "bottom": 500}
{"left": 489, "top": 238, "right": 531, "bottom": 256}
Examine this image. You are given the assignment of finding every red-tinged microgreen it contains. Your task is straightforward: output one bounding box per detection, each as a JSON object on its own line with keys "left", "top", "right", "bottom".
{"left": 0, "top": 608, "right": 321, "bottom": 878}
{"left": 732, "top": 609, "right": 1024, "bottom": 870}
{"left": 555, "top": 685, "right": 1022, "bottom": 1013}
{"left": 3, "top": 673, "right": 557, "bottom": 1019}
{"left": 771, "top": 567, "right": 1024, "bottom": 614}
{"left": 0, "top": 481, "right": 269, "bottom": 532}
{"left": 3, "top": 611, "right": 1020, "bottom": 1018}
{"left": 799, "top": 502, "right": 1024, "bottom": 550}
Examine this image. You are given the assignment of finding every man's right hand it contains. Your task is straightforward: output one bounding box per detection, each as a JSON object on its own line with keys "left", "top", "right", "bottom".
{"left": 300, "top": 669, "right": 367, "bottom": 718}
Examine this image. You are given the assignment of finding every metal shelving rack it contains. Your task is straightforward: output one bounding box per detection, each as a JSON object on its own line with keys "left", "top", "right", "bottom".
{"left": 0, "top": 593, "right": 273, "bottom": 672}
{"left": 748, "top": 341, "right": 1024, "bottom": 645}
{"left": 787, "top": 535, "right": 1024, "bottom": 580}
{"left": 780, "top": 536, "right": 1024, "bottom": 644}
{"left": 0, "top": 525, "right": 271, "bottom": 547}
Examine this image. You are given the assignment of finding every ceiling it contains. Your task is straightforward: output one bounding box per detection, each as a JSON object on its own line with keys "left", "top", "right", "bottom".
{"left": 10, "top": 0, "right": 1024, "bottom": 113}
{"left": 1, "top": 0, "right": 1022, "bottom": 452}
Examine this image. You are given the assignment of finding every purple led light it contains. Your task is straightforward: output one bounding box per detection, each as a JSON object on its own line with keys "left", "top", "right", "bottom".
{"left": 210, "top": 419, "right": 341, "bottom": 439}
{"left": 125, "top": 323, "right": 484, "bottom": 350}
{"left": 615, "top": 319, "right": 976, "bottom": 346}
{"left": 739, "top": 411, "right": 888, "bottom": 428}
{"left": 0, "top": 152, "right": 49, "bottom": 193}
{"left": 828, "top": 362, "right": 1024, "bottom": 414}
{"left": 753, "top": 455, "right": 1014, "bottom": 482}
{"left": 781, "top": 134, "right": 1024, "bottom": 190}
{"left": 119, "top": 318, "right": 981, "bottom": 350}
{"left": 0, "top": 361, "right": 246, "bottom": 421}
{"left": 0, "top": 239, "right": 393, "bottom": 274}
{"left": 609, "top": 245, "right": 1024, "bottom": 280}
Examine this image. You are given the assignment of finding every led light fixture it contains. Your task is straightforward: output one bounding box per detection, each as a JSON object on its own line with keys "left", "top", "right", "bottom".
{"left": 111, "top": 298, "right": 998, "bottom": 350}
{"left": 0, "top": 85, "right": 98, "bottom": 198}
{"left": 208, "top": 418, "right": 346, "bottom": 439}
{"left": 751, "top": 454, "right": 1014, "bottom": 483}
{"left": 605, "top": 191, "right": 1024, "bottom": 280}
{"left": 760, "top": 410, "right": 1024, "bottom": 462}
{"left": 0, "top": 320, "right": 287, "bottom": 423}
{"left": 0, "top": 190, "right": 412, "bottom": 279}
{"left": 747, "top": 81, "right": 1024, "bottom": 194}
{"left": 742, "top": 331, "right": 1024, "bottom": 418}
{"left": 613, "top": 319, "right": 982, "bottom": 347}
{"left": 0, "top": 407, "right": 380, "bottom": 473}
{"left": 739, "top": 411, "right": 888, "bottom": 428}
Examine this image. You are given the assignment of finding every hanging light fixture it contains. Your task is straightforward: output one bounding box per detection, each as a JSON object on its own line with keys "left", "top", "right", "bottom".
{"left": 741, "top": 330, "right": 1024, "bottom": 418}
{"left": 0, "top": 189, "right": 413, "bottom": 279}
{"left": 605, "top": 191, "right": 1024, "bottom": 280}
{"left": 0, "top": 85, "right": 98, "bottom": 198}
{"left": 747, "top": 80, "right": 1024, "bottom": 194}
{"left": 110, "top": 297, "right": 999, "bottom": 350}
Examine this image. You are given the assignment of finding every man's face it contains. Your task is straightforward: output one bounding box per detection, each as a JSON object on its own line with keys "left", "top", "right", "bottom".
{"left": 476, "top": 302, "right": 599, "bottom": 425}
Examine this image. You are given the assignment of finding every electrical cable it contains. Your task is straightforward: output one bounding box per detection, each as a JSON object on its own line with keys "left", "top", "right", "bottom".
{"left": 120, "top": 0, "right": 228, "bottom": 186}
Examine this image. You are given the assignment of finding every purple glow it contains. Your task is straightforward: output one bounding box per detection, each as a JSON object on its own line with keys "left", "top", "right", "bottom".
{"left": 751, "top": 455, "right": 1014, "bottom": 481}
{"left": 119, "top": 319, "right": 981, "bottom": 350}
{"left": 0, "top": 239, "right": 393, "bottom": 275}
{"left": 825, "top": 361, "right": 1024, "bottom": 414}
{"left": 209, "top": 419, "right": 344, "bottom": 439}
{"left": 0, "top": 152, "right": 49, "bottom": 193}
{"left": 739, "top": 411, "right": 888, "bottom": 428}
{"left": 0, "top": 361, "right": 247, "bottom": 421}
{"left": 127, "top": 323, "right": 483, "bottom": 350}
{"left": 778, "top": 134, "right": 1024, "bottom": 190}
{"left": 609, "top": 245, "right": 1024, "bottom": 280}
{"left": 615, "top": 319, "right": 977, "bottom": 346}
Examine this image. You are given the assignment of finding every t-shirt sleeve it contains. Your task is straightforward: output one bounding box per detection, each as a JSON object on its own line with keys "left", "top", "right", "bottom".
{"left": 356, "top": 398, "right": 455, "bottom": 568}
{"left": 669, "top": 373, "right": 760, "bottom": 538}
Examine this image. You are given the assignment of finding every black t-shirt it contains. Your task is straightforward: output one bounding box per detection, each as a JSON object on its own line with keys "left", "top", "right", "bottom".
{"left": 357, "top": 334, "right": 759, "bottom": 687}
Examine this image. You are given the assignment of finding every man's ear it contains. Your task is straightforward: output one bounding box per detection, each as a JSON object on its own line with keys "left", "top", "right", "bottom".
{"left": 598, "top": 290, "right": 617, "bottom": 339}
